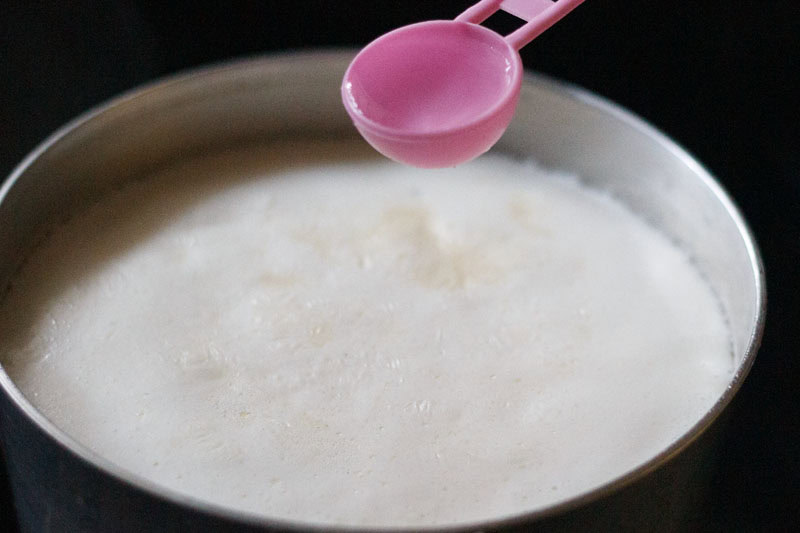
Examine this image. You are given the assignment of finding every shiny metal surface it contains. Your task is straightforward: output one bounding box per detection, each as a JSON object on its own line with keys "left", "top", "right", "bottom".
{"left": 0, "top": 51, "right": 764, "bottom": 532}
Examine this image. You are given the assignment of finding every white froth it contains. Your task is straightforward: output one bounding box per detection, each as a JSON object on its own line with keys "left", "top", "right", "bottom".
{"left": 0, "top": 141, "right": 732, "bottom": 527}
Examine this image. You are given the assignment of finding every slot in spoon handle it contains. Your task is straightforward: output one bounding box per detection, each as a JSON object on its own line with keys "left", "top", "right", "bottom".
{"left": 455, "top": 0, "right": 504, "bottom": 24}
{"left": 506, "top": 0, "right": 585, "bottom": 50}
{"left": 456, "top": 0, "right": 585, "bottom": 51}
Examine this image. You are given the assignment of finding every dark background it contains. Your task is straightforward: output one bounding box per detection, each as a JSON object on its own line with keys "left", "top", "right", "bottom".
{"left": 1, "top": 1, "right": 798, "bottom": 530}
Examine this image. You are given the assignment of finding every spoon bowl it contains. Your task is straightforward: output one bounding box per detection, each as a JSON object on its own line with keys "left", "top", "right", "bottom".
{"left": 342, "top": 20, "right": 522, "bottom": 168}
{"left": 342, "top": 0, "right": 586, "bottom": 168}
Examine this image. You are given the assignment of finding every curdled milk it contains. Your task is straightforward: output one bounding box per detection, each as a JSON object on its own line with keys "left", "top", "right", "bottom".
{"left": 0, "top": 141, "right": 732, "bottom": 528}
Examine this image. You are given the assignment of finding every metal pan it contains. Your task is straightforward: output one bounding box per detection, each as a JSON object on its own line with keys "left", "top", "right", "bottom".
{"left": 0, "top": 51, "right": 765, "bottom": 532}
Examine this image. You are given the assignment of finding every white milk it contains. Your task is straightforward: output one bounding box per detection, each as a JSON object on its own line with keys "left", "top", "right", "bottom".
{"left": 0, "top": 141, "right": 732, "bottom": 527}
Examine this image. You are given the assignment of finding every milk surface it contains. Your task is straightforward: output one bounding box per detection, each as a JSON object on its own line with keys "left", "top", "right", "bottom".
{"left": 0, "top": 141, "right": 732, "bottom": 527}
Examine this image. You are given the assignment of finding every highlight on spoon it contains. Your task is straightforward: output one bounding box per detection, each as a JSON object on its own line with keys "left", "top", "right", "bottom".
{"left": 342, "top": 0, "right": 585, "bottom": 168}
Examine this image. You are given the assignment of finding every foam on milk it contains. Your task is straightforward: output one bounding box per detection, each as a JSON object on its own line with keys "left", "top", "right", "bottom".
{"left": 0, "top": 141, "right": 732, "bottom": 528}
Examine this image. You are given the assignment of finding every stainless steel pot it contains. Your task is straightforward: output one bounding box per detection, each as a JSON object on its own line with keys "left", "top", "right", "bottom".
{"left": 0, "top": 51, "right": 765, "bottom": 532}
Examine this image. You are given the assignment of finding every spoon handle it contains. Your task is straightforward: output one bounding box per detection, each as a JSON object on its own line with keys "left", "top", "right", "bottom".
{"left": 456, "top": 0, "right": 585, "bottom": 51}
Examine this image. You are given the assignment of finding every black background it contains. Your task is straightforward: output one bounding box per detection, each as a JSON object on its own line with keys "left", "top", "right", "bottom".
{"left": 1, "top": 1, "right": 798, "bottom": 530}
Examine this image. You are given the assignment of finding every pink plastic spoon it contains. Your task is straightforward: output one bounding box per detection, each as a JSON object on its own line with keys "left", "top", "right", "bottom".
{"left": 342, "top": 0, "right": 585, "bottom": 168}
